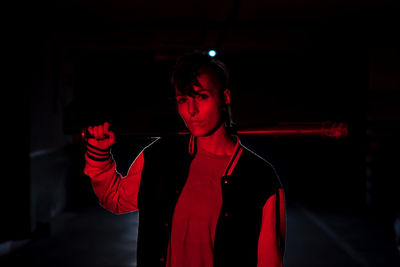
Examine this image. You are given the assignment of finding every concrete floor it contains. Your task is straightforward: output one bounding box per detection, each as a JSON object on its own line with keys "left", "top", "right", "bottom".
{"left": 1, "top": 200, "right": 399, "bottom": 267}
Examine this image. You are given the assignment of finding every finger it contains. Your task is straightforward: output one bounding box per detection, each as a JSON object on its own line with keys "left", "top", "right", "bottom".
{"left": 87, "top": 126, "right": 94, "bottom": 137}
{"left": 99, "top": 124, "right": 105, "bottom": 139}
{"left": 94, "top": 125, "right": 103, "bottom": 139}
{"left": 93, "top": 126, "right": 98, "bottom": 139}
{"left": 108, "top": 131, "right": 116, "bottom": 145}
{"left": 104, "top": 121, "right": 110, "bottom": 134}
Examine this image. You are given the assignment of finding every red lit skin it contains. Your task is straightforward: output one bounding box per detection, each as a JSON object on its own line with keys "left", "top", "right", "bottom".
{"left": 87, "top": 121, "right": 116, "bottom": 150}
{"left": 176, "top": 68, "right": 236, "bottom": 156}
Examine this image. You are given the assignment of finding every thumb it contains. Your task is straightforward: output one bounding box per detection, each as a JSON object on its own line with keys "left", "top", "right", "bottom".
{"left": 108, "top": 130, "right": 116, "bottom": 146}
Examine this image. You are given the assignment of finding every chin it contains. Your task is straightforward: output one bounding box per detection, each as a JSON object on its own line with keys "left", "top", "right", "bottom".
{"left": 188, "top": 128, "right": 209, "bottom": 137}
{"left": 188, "top": 124, "right": 222, "bottom": 137}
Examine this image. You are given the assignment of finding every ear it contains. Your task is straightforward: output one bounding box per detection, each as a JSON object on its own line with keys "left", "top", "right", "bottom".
{"left": 223, "top": 89, "right": 231, "bottom": 105}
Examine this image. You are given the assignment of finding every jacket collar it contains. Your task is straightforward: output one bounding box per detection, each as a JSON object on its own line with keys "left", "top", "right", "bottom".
{"left": 188, "top": 134, "right": 243, "bottom": 176}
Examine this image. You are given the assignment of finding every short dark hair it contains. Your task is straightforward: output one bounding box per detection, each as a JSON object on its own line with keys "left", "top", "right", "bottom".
{"left": 171, "top": 51, "right": 229, "bottom": 95}
{"left": 171, "top": 51, "right": 236, "bottom": 131}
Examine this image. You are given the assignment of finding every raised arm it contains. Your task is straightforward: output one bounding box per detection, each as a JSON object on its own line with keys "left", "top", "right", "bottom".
{"left": 83, "top": 122, "right": 144, "bottom": 214}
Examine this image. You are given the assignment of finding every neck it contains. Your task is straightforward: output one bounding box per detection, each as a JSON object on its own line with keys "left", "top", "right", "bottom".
{"left": 196, "top": 123, "right": 236, "bottom": 156}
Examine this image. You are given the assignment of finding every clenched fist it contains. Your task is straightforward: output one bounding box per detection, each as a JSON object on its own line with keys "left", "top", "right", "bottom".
{"left": 87, "top": 122, "right": 116, "bottom": 151}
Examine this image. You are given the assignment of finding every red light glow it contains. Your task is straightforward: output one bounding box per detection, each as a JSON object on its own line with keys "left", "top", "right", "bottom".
{"left": 80, "top": 122, "right": 348, "bottom": 142}
{"left": 179, "top": 122, "right": 348, "bottom": 138}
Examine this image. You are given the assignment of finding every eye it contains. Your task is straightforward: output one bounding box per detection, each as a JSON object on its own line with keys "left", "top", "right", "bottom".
{"left": 176, "top": 97, "right": 187, "bottom": 104}
{"left": 196, "top": 94, "right": 209, "bottom": 100}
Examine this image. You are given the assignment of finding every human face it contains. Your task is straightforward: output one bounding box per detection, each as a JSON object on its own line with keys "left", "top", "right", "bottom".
{"left": 176, "top": 69, "right": 230, "bottom": 137}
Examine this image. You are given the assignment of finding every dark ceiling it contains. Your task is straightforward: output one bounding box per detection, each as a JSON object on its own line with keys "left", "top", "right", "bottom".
{"left": 17, "top": 0, "right": 400, "bottom": 133}
{"left": 26, "top": 0, "right": 398, "bottom": 52}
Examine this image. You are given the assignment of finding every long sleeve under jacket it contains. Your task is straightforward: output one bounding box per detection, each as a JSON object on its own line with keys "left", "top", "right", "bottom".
{"left": 84, "top": 134, "right": 286, "bottom": 267}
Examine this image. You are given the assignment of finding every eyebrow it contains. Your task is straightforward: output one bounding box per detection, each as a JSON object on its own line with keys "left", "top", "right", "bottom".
{"left": 176, "top": 89, "right": 211, "bottom": 97}
{"left": 194, "top": 89, "right": 211, "bottom": 93}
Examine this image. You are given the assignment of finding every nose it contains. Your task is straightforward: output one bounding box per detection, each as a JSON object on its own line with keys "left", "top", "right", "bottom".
{"left": 188, "top": 98, "right": 198, "bottom": 117}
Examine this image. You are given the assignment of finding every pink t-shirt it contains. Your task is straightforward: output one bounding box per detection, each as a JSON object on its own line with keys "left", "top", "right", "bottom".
{"left": 167, "top": 147, "right": 231, "bottom": 267}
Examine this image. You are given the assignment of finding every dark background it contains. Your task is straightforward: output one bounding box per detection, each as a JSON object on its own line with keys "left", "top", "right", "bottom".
{"left": 2, "top": 0, "right": 400, "bottom": 266}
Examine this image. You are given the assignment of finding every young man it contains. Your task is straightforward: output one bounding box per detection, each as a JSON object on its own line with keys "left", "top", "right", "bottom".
{"left": 84, "top": 53, "right": 286, "bottom": 267}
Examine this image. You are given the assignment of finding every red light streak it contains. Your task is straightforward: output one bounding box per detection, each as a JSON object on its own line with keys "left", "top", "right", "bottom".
{"left": 80, "top": 122, "right": 348, "bottom": 142}
{"left": 179, "top": 122, "right": 348, "bottom": 138}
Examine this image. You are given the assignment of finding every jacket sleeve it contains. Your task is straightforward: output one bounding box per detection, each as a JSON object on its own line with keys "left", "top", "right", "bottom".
{"left": 257, "top": 188, "right": 286, "bottom": 267}
{"left": 83, "top": 144, "right": 144, "bottom": 214}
